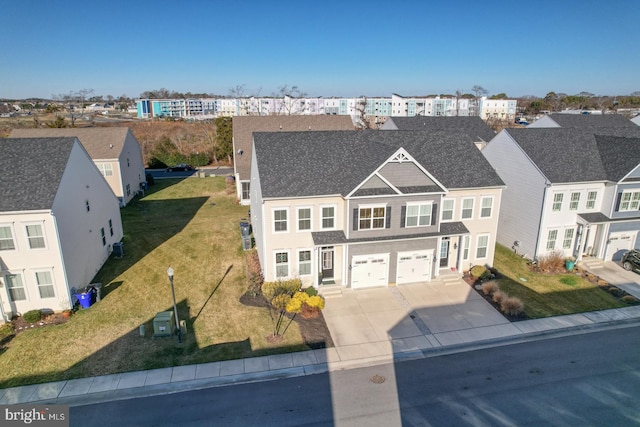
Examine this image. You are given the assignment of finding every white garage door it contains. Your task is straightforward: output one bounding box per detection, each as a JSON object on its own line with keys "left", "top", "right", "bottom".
{"left": 605, "top": 232, "right": 636, "bottom": 261}
{"left": 397, "top": 250, "right": 433, "bottom": 285}
{"left": 351, "top": 254, "right": 389, "bottom": 289}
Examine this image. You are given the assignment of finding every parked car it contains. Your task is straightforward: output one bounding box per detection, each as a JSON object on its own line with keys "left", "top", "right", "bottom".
{"left": 166, "top": 163, "right": 194, "bottom": 172}
{"left": 621, "top": 249, "right": 640, "bottom": 273}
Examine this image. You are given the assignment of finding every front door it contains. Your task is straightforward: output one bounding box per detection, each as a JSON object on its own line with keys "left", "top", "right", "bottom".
{"left": 440, "top": 238, "right": 450, "bottom": 268}
{"left": 321, "top": 247, "right": 334, "bottom": 282}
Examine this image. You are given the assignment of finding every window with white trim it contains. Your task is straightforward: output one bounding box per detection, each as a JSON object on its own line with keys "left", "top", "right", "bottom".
{"left": 441, "top": 199, "right": 454, "bottom": 221}
{"left": 620, "top": 191, "right": 640, "bottom": 212}
{"left": 273, "top": 209, "right": 288, "bottom": 232}
{"left": 569, "top": 192, "right": 580, "bottom": 210}
{"left": 321, "top": 206, "right": 335, "bottom": 229}
{"left": 462, "top": 235, "right": 470, "bottom": 260}
{"left": 26, "top": 224, "right": 45, "bottom": 249}
{"left": 98, "top": 163, "right": 113, "bottom": 177}
{"left": 552, "top": 193, "right": 563, "bottom": 212}
{"left": 241, "top": 182, "right": 250, "bottom": 201}
{"left": 126, "top": 184, "right": 131, "bottom": 196}
{"left": 547, "top": 229, "right": 558, "bottom": 250}
{"left": 275, "top": 251, "right": 289, "bottom": 278}
{"left": 476, "top": 234, "right": 489, "bottom": 259}
{"left": 297, "top": 208, "right": 311, "bottom": 231}
{"left": 298, "top": 250, "right": 312, "bottom": 276}
{"left": 109, "top": 219, "right": 114, "bottom": 236}
{"left": 35, "top": 271, "right": 55, "bottom": 298}
{"left": 461, "top": 198, "right": 474, "bottom": 219}
{"left": 359, "top": 206, "right": 386, "bottom": 230}
{"left": 586, "top": 191, "right": 597, "bottom": 209}
{"left": 405, "top": 203, "right": 432, "bottom": 227}
{"left": 101, "top": 228, "right": 106, "bottom": 246}
{"left": 5, "top": 273, "right": 26, "bottom": 301}
{"left": 480, "top": 196, "right": 493, "bottom": 218}
{"left": 0, "top": 225, "right": 15, "bottom": 251}
{"left": 563, "top": 228, "right": 574, "bottom": 249}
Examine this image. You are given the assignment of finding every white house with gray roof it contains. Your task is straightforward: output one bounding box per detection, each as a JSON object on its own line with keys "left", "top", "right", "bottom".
{"left": 381, "top": 116, "right": 496, "bottom": 149}
{"left": 0, "top": 137, "right": 123, "bottom": 322}
{"left": 250, "top": 130, "right": 505, "bottom": 289}
{"left": 528, "top": 113, "right": 637, "bottom": 129}
{"left": 10, "top": 127, "right": 146, "bottom": 207}
{"left": 482, "top": 128, "right": 640, "bottom": 262}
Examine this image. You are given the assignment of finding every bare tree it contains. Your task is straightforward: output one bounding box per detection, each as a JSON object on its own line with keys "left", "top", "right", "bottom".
{"left": 471, "top": 85, "right": 488, "bottom": 116}
{"left": 273, "top": 85, "right": 307, "bottom": 115}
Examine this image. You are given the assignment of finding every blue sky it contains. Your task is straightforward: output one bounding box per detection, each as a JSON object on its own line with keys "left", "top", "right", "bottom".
{"left": 2, "top": 0, "right": 638, "bottom": 99}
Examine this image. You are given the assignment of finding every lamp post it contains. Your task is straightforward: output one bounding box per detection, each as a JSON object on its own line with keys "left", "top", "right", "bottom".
{"left": 167, "top": 267, "right": 181, "bottom": 343}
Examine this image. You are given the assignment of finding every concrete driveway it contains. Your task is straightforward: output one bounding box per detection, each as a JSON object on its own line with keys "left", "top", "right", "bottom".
{"left": 591, "top": 262, "right": 640, "bottom": 299}
{"left": 322, "top": 278, "right": 520, "bottom": 350}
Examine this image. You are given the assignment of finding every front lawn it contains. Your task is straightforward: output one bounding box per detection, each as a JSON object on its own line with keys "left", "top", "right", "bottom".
{"left": 493, "top": 244, "right": 627, "bottom": 318}
{"left": 0, "top": 177, "right": 316, "bottom": 388}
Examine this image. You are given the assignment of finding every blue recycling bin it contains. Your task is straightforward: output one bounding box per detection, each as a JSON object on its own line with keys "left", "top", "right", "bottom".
{"left": 76, "top": 287, "right": 96, "bottom": 309}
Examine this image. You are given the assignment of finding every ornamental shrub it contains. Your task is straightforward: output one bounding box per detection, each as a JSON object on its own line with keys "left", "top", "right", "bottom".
{"left": 501, "top": 296, "right": 525, "bottom": 316}
{"left": 481, "top": 280, "right": 499, "bottom": 296}
{"left": 22, "top": 310, "right": 42, "bottom": 323}
{"left": 470, "top": 265, "right": 487, "bottom": 278}
{"left": 306, "top": 295, "right": 325, "bottom": 310}
{"left": 492, "top": 290, "right": 505, "bottom": 305}
{"left": 304, "top": 287, "right": 318, "bottom": 297}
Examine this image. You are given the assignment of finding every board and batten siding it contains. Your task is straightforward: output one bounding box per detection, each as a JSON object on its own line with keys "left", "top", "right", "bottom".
{"left": 482, "top": 131, "right": 547, "bottom": 258}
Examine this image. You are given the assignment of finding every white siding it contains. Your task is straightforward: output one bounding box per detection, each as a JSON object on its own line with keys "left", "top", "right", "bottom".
{"left": 52, "top": 143, "right": 123, "bottom": 296}
{"left": 482, "top": 131, "right": 547, "bottom": 258}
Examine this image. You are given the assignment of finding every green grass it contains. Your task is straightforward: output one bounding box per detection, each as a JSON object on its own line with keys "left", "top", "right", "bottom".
{"left": 0, "top": 178, "right": 311, "bottom": 388}
{"left": 494, "top": 244, "right": 626, "bottom": 318}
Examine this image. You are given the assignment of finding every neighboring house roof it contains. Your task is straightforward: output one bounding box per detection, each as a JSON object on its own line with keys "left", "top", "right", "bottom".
{"left": 9, "top": 127, "right": 132, "bottom": 160}
{"left": 0, "top": 137, "right": 76, "bottom": 211}
{"left": 535, "top": 113, "right": 636, "bottom": 128}
{"left": 232, "top": 115, "right": 355, "bottom": 180}
{"left": 254, "top": 130, "right": 505, "bottom": 199}
{"left": 503, "top": 128, "right": 640, "bottom": 184}
{"left": 382, "top": 116, "right": 496, "bottom": 142}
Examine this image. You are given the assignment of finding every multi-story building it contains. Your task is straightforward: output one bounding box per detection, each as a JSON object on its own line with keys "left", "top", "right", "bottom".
{"left": 135, "top": 94, "right": 517, "bottom": 122}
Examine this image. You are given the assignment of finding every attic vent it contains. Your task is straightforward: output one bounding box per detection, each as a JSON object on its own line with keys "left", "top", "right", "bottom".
{"left": 391, "top": 152, "right": 410, "bottom": 163}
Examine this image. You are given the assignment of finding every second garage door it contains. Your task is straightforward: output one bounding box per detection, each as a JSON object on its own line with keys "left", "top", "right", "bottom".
{"left": 351, "top": 254, "right": 389, "bottom": 289}
{"left": 396, "top": 250, "right": 433, "bottom": 285}
{"left": 604, "top": 232, "right": 636, "bottom": 261}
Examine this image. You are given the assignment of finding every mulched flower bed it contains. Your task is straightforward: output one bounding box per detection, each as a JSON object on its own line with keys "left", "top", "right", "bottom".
{"left": 463, "top": 272, "right": 528, "bottom": 322}
{"left": 240, "top": 292, "right": 334, "bottom": 349}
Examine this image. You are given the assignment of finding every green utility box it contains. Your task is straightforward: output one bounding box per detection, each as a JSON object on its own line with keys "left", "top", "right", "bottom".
{"left": 153, "top": 311, "right": 175, "bottom": 337}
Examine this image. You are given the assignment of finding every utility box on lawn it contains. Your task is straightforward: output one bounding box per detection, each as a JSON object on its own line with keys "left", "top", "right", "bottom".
{"left": 153, "top": 311, "right": 175, "bottom": 337}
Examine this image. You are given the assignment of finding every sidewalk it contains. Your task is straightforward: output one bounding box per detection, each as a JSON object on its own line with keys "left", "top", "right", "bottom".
{"left": 2, "top": 302, "right": 640, "bottom": 407}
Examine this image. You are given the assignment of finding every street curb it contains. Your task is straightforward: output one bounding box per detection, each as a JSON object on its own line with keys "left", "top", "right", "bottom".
{"left": 16, "top": 316, "right": 640, "bottom": 407}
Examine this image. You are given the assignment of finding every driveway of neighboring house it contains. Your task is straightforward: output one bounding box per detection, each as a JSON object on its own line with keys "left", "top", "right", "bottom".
{"left": 593, "top": 262, "right": 640, "bottom": 299}
{"left": 322, "top": 278, "right": 519, "bottom": 350}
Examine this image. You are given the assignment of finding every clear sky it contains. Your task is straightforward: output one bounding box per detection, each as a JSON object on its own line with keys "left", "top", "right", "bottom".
{"left": 2, "top": 0, "right": 639, "bottom": 100}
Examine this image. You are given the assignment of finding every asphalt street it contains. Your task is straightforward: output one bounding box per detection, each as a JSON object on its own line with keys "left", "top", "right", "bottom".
{"left": 70, "top": 324, "right": 640, "bottom": 427}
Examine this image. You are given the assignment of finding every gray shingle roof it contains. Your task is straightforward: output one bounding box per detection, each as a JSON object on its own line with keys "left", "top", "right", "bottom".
{"left": 254, "top": 130, "right": 505, "bottom": 198}
{"left": 505, "top": 128, "right": 640, "bottom": 183}
{"left": 0, "top": 138, "right": 76, "bottom": 212}
{"left": 543, "top": 113, "right": 636, "bottom": 128}
{"left": 9, "top": 127, "right": 132, "bottom": 160}
{"left": 232, "top": 115, "right": 355, "bottom": 181}
{"left": 383, "top": 116, "right": 496, "bottom": 142}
